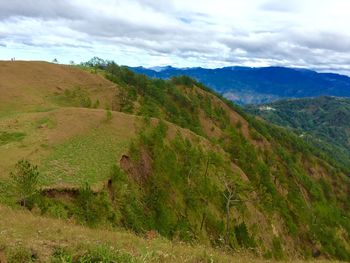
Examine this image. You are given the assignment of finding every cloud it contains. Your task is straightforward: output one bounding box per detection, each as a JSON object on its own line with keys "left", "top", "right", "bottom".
{"left": 0, "top": 0, "right": 349, "bottom": 75}
{"left": 0, "top": 0, "right": 81, "bottom": 20}
{"left": 292, "top": 31, "right": 350, "bottom": 53}
{"left": 260, "top": 0, "right": 300, "bottom": 12}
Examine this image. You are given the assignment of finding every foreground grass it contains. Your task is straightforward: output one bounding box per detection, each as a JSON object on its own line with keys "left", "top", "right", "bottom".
{"left": 0, "top": 205, "right": 340, "bottom": 263}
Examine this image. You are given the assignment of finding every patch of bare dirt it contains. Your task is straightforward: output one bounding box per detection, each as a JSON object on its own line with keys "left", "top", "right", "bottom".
{"left": 193, "top": 87, "right": 272, "bottom": 151}
{"left": 145, "top": 230, "right": 158, "bottom": 240}
{"left": 0, "top": 249, "right": 7, "bottom": 263}
{"left": 231, "top": 162, "right": 250, "bottom": 182}
{"left": 107, "top": 179, "right": 115, "bottom": 201}
{"left": 199, "top": 110, "right": 224, "bottom": 139}
{"left": 41, "top": 187, "right": 79, "bottom": 201}
{"left": 120, "top": 148, "right": 153, "bottom": 184}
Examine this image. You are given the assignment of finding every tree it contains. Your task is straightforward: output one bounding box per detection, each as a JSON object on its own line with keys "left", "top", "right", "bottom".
{"left": 52, "top": 58, "right": 58, "bottom": 63}
{"left": 223, "top": 178, "right": 239, "bottom": 245}
{"left": 222, "top": 174, "right": 253, "bottom": 246}
{"left": 200, "top": 155, "right": 210, "bottom": 231}
{"left": 10, "top": 160, "right": 40, "bottom": 207}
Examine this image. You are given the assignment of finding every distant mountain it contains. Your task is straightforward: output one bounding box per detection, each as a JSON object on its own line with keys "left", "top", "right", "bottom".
{"left": 245, "top": 96, "right": 350, "bottom": 169}
{"left": 130, "top": 66, "right": 350, "bottom": 104}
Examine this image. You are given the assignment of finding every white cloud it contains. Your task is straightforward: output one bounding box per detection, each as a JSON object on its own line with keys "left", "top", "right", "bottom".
{"left": 0, "top": 0, "right": 350, "bottom": 74}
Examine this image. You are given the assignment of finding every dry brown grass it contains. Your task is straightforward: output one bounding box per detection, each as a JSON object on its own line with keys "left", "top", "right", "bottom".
{"left": 0, "top": 61, "right": 117, "bottom": 114}
{"left": 0, "top": 205, "right": 340, "bottom": 263}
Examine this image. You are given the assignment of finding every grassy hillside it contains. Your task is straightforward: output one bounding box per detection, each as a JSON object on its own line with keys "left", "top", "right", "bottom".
{"left": 0, "top": 61, "right": 116, "bottom": 117}
{"left": 0, "top": 60, "right": 349, "bottom": 262}
{"left": 245, "top": 96, "right": 350, "bottom": 171}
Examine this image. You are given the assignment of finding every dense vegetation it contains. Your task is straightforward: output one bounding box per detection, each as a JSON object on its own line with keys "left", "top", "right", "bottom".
{"left": 79, "top": 59, "right": 350, "bottom": 259}
{"left": 246, "top": 96, "right": 350, "bottom": 172}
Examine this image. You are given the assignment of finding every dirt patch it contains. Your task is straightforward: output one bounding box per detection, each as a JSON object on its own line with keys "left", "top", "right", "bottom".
{"left": 120, "top": 148, "right": 153, "bottom": 184}
{"left": 231, "top": 162, "right": 250, "bottom": 182}
{"left": 41, "top": 188, "right": 79, "bottom": 201}
{"left": 193, "top": 87, "right": 272, "bottom": 151}
{"left": 0, "top": 249, "right": 7, "bottom": 263}
{"left": 199, "top": 110, "right": 224, "bottom": 140}
{"left": 145, "top": 230, "right": 158, "bottom": 240}
{"left": 107, "top": 179, "right": 115, "bottom": 201}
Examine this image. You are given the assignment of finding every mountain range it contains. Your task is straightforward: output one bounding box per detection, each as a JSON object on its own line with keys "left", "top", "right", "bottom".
{"left": 131, "top": 66, "right": 350, "bottom": 104}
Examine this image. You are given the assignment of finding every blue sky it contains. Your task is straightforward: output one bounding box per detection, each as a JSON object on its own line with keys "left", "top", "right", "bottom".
{"left": 1, "top": 0, "right": 350, "bottom": 75}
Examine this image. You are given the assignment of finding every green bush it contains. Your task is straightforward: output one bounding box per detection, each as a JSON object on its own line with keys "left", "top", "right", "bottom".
{"left": 78, "top": 245, "right": 134, "bottom": 263}
{"left": 36, "top": 196, "right": 71, "bottom": 219}
{"left": 105, "top": 108, "right": 112, "bottom": 122}
{"left": 51, "top": 248, "right": 73, "bottom": 263}
{"left": 6, "top": 246, "right": 36, "bottom": 263}
{"left": 75, "top": 183, "right": 115, "bottom": 227}
{"left": 271, "top": 237, "right": 284, "bottom": 260}
{"left": 58, "top": 87, "right": 92, "bottom": 108}
{"left": 234, "top": 222, "right": 256, "bottom": 248}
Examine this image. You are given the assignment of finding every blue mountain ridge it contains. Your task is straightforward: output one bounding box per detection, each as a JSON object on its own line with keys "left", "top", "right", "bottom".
{"left": 129, "top": 66, "right": 350, "bottom": 104}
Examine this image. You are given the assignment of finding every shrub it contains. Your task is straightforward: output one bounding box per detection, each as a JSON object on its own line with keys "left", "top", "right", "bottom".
{"left": 234, "top": 222, "right": 256, "bottom": 248}
{"left": 272, "top": 237, "right": 284, "bottom": 260}
{"left": 6, "top": 246, "right": 36, "bottom": 263}
{"left": 79, "top": 245, "right": 134, "bottom": 263}
{"left": 10, "top": 160, "right": 40, "bottom": 208}
{"left": 92, "top": 99, "right": 100, "bottom": 109}
{"left": 51, "top": 248, "right": 73, "bottom": 263}
{"left": 80, "top": 97, "right": 92, "bottom": 108}
{"left": 75, "top": 183, "right": 114, "bottom": 227}
{"left": 106, "top": 108, "right": 112, "bottom": 122}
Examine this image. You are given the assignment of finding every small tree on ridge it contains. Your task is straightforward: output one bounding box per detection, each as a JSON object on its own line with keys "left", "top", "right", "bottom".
{"left": 10, "top": 159, "right": 40, "bottom": 207}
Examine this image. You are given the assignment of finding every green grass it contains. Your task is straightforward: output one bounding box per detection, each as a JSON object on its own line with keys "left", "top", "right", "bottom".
{"left": 50, "top": 86, "right": 93, "bottom": 108}
{"left": 0, "top": 131, "right": 26, "bottom": 146}
{"left": 40, "top": 125, "right": 131, "bottom": 187}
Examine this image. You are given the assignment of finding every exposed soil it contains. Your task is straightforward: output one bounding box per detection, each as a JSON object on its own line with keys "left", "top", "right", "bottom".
{"left": 120, "top": 148, "right": 153, "bottom": 184}
{"left": 41, "top": 187, "right": 79, "bottom": 201}
{"left": 107, "top": 179, "right": 115, "bottom": 201}
{"left": 0, "top": 249, "right": 7, "bottom": 263}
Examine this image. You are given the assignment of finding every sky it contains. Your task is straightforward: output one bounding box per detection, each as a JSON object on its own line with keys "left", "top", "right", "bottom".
{"left": 0, "top": 0, "right": 350, "bottom": 74}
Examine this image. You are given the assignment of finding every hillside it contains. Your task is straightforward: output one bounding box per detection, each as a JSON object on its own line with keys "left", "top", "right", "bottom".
{"left": 0, "top": 60, "right": 350, "bottom": 262}
{"left": 130, "top": 66, "right": 350, "bottom": 104}
{"left": 0, "top": 61, "right": 116, "bottom": 116}
{"left": 245, "top": 96, "right": 350, "bottom": 171}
